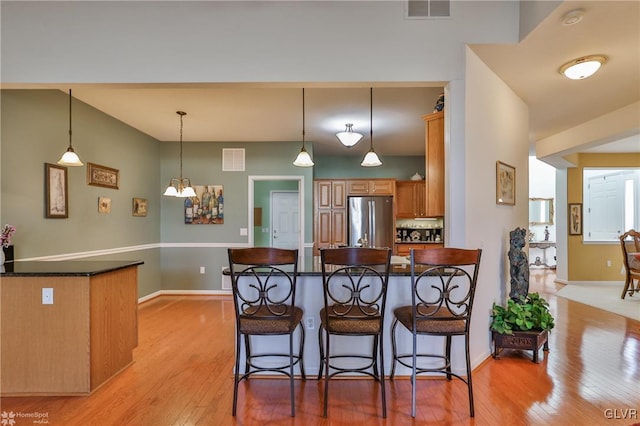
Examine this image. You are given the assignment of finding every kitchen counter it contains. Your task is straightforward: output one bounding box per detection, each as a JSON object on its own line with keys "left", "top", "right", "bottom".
{"left": 1, "top": 260, "right": 143, "bottom": 395}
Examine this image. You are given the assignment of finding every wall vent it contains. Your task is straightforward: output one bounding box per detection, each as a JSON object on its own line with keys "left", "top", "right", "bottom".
{"left": 222, "top": 148, "right": 245, "bottom": 171}
{"left": 407, "top": 0, "right": 450, "bottom": 18}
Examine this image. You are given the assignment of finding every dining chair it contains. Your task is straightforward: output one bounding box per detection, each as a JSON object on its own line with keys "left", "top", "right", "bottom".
{"left": 390, "top": 247, "right": 482, "bottom": 418}
{"left": 227, "top": 247, "right": 305, "bottom": 417}
{"left": 619, "top": 229, "right": 640, "bottom": 299}
{"left": 317, "top": 247, "right": 392, "bottom": 418}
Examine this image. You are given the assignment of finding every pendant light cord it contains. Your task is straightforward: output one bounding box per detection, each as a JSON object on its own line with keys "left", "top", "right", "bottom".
{"left": 178, "top": 111, "right": 186, "bottom": 180}
{"left": 302, "top": 88, "right": 306, "bottom": 148}
{"left": 68, "top": 89, "right": 73, "bottom": 149}
{"left": 369, "top": 87, "right": 373, "bottom": 148}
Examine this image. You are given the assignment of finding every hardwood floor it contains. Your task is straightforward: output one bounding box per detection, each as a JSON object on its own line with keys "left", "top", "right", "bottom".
{"left": 2, "top": 270, "right": 638, "bottom": 425}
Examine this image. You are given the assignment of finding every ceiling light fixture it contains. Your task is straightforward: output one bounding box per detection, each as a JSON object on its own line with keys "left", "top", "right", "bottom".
{"left": 561, "top": 9, "right": 584, "bottom": 26}
{"left": 57, "top": 89, "right": 84, "bottom": 167}
{"left": 336, "top": 123, "right": 363, "bottom": 147}
{"left": 559, "top": 55, "right": 607, "bottom": 80}
{"left": 163, "top": 111, "right": 196, "bottom": 197}
{"left": 293, "top": 88, "right": 314, "bottom": 167}
{"left": 361, "top": 88, "right": 382, "bottom": 167}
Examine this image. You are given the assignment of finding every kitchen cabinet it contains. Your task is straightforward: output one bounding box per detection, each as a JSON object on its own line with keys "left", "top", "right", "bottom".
{"left": 395, "top": 180, "right": 426, "bottom": 218}
{"left": 314, "top": 180, "right": 347, "bottom": 254}
{"left": 423, "top": 111, "right": 444, "bottom": 217}
{"left": 395, "top": 243, "right": 443, "bottom": 256}
{"left": 347, "top": 179, "right": 395, "bottom": 195}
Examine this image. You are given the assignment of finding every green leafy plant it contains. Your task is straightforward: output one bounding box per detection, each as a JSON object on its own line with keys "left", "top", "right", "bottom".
{"left": 490, "top": 292, "right": 555, "bottom": 335}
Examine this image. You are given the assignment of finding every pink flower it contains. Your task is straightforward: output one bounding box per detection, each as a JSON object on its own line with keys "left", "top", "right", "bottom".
{"left": 1, "top": 224, "right": 16, "bottom": 248}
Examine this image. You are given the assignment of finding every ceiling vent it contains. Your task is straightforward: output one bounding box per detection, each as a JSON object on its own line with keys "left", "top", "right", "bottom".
{"left": 407, "top": 0, "right": 450, "bottom": 18}
{"left": 222, "top": 148, "right": 245, "bottom": 171}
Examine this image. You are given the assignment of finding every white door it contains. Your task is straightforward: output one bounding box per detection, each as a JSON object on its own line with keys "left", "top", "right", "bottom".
{"left": 271, "top": 191, "right": 300, "bottom": 249}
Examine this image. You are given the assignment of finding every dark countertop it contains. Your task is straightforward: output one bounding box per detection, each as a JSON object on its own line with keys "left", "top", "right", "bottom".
{"left": 0, "top": 260, "right": 144, "bottom": 277}
{"left": 395, "top": 241, "right": 442, "bottom": 244}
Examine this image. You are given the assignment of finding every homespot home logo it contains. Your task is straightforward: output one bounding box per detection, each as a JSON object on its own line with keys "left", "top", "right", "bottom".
{"left": 1, "top": 411, "right": 49, "bottom": 425}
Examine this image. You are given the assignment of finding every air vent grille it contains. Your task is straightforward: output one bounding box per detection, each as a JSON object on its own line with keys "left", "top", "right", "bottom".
{"left": 407, "top": 0, "right": 450, "bottom": 18}
{"left": 222, "top": 148, "right": 245, "bottom": 171}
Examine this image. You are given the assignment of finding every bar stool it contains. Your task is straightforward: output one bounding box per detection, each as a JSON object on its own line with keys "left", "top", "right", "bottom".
{"left": 317, "top": 247, "right": 392, "bottom": 418}
{"left": 227, "top": 247, "right": 305, "bottom": 417}
{"left": 390, "top": 247, "right": 482, "bottom": 417}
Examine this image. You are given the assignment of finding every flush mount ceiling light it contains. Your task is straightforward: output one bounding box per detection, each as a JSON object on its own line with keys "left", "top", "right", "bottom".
{"left": 336, "top": 123, "right": 363, "bottom": 147}
{"left": 561, "top": 9, "right": 584, "bottom": 26}
{"left": 559, "top": 55, "right": 607, "bottom": 80}
{"left": 293, "top": 88, "right": 314, "bottom": 167}
{"left": 57, "top": 89, "right": 84, "bottom": 167}
{"left": 361, "top": 88, "right": 382, "bottom": 167}
{"left": 163, "top": 111, "right": 197, "bottom": 198}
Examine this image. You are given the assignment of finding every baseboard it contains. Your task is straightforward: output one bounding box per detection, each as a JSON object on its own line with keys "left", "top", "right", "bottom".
{"left": 138, "top": 289, "right": 231, "bottom": 304}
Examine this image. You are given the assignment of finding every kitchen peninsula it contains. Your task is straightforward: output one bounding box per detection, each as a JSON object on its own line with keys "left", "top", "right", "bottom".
{"left": 0, "top": 260, "right": 143, "bottom": 395}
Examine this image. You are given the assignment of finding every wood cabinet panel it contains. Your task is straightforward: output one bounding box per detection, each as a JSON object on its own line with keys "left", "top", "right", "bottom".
{"left": 395, "top": 243, "right": 444, "bottom": 256}
{"left": 423, "top": 111, "right": 444, "bottom": 217}
{"left": 395, "top": 180, "right": 426, "bottom": 218}
{"left": 347, "top": 179, "right": 395, "bottom": 195}
{"left": 332, "top": 181, "right": 347, "bottom": 208}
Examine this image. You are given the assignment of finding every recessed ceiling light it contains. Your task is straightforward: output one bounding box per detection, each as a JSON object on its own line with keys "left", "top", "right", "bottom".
{"left": 561, "top": 9, "right": 584, "bottom": 26}
{"left": 559, "top": 55, "right": 607, "bottom": 80}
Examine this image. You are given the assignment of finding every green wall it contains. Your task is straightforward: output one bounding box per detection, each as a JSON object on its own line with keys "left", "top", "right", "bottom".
{"left": 313, "top": 155, "right": 425, "bottom": 180}
{"left": 0, "top": 89, "right": 162, "bottom": 296}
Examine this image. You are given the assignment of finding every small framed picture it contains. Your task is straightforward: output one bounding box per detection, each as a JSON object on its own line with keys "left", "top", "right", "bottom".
{"left": 98, "top": 196, "right": 112, "bottom": 214}
{"left": 568, "top": 203, "right": 582, "bottom": 236}
{"left": 132, "top": 198, "right": 147, "bottom": 217}
{"left": 87, "top": 162, "right": 119, "bottom": 189}
{"left": 45, "top": 163, "right": 69, "bottom": 218}
{"left": 496, "top": 161, "right": 516, "bottom": 205}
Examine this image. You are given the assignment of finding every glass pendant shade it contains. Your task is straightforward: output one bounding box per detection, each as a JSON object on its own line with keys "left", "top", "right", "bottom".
{"left": 164, "top": 111, "right": 196, "bottom": 197}
{"left": 336, "top": 124, "right": 363, "bottom": 147}
{"left": 361, "top": 149, "right": 382, "bottom": 167}
{"left": 560, "top": 55, "right": 606, "bottom": 80}
{"left": 58, "top": 89, "right": 83, "bottom": 167}
{"left": 293, "top": 88, "right": 314, "bottom": 167}
{"left": 293, "top": 147, "right": 314, "bottom": 167}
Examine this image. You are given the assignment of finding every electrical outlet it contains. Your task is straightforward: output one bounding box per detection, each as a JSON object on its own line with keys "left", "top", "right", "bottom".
{"left": 305, "top": 317, "right": 315, "bottom": 330}
{"left": 606, "top": 260, "right": 611, "bottom": 267}
{"left": 200, "top": 266, "right": 205, "bottom": 274}
{"left": 42, "top": 288, "right": 54, "bottom": 305}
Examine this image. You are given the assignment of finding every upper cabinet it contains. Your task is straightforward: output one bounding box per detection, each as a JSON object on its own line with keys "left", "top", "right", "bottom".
{"left": 347, "top": 179, "right": 395, "bottom": 195}
{"left": 423, "top": 111, "right": 444, "bottom": 217}
{"left": 316, "top": 180, "right": 346, "bottom": 209}
{"left": 396, "top": 180, "right": 426, "bottom": 218}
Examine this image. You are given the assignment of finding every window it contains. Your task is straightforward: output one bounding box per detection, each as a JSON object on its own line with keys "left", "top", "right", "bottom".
{"left": 583, "top": 168, "right": 639, "bottom": 242}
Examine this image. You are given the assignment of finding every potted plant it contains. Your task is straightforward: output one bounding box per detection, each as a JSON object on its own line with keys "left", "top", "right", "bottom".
{"left": 490, "top": 227, "right": 556, "bottom": 363}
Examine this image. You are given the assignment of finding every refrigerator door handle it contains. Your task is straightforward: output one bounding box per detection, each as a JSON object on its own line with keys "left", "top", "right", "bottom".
{"left": 369, "top": 200, "right": 375, "bottom": 248}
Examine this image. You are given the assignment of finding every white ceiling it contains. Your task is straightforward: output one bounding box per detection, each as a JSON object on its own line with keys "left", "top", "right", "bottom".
{"left": 13, "top": 1, "right": 639, "bottom": 159}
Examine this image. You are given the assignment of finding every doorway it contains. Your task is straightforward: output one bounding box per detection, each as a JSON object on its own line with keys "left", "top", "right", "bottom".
{"left": 271, "top": 191, "right": 300, "bottom": 249}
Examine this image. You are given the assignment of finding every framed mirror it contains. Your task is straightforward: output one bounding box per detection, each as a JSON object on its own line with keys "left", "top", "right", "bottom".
{"left": 529, "top": 197, "right": 554, "bottom": 225}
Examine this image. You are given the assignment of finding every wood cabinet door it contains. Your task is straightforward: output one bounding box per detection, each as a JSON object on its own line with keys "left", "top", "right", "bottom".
{"left": 332, "top": 181, "right": 346, "bottom": 209}
{"left": 424, "top": 112, "right": 444, "bottom": 217}
{"left": 331, "top": 209, "right": 347, "bottom": 247}
{"left": 395, "top": 181, "right": 415, "bottom": 218}
{"left": 347, "top": 180, "right": 369, "bottom": 194}
{"left": 414, "top": 181, "right": 426, "bottom": 217}
{"left": 370, "top": 180, "right": 395, "bottom": 195}
{"left": 316, "top": 181, "right": 333, "bottom": 209}
{"left": 316, "top": 210, "right": 333, "bottom": 248}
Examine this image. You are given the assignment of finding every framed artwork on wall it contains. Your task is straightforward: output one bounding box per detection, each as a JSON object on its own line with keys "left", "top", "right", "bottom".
{"left": 87, "top": 162, "right": 119, "bottom": 189}
{"left": 98, "top": 197, "right": 112, "bottom": 213}
{"left": 45, "top": 163, "right": 68, "bottom": 218}
{"left": 132, "top": 198, "right": 147, "bottom": 217}
{"left": 496, "top": 161, "right": 516, "bottom": 205}
{"left": 568, "top": 203, "right": 583, "bottom": 236}
{"left": 184, "top": 185, "right": 224, "bottom": 224}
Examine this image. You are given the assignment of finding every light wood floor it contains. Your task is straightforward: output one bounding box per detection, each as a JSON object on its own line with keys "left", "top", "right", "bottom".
{"left": 2, "top": 270, "right": 638, "bottom": 425}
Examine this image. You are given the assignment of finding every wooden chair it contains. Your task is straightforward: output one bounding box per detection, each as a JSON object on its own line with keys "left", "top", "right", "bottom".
{"left": 390, "top": 248, "right": 482, "bottom": 418}
{"left": 318, "top": 247, "right": 392, "bottom": 418}
{"left": 620, "top": 229, "right": 640, "bottom": 299}
{"left": 227, "top": 247, "right": 305, "bottom": 417}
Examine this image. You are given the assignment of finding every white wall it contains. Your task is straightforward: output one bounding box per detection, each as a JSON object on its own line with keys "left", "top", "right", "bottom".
{"left": 463, "top": 48, "right": 530, "bottom": 366}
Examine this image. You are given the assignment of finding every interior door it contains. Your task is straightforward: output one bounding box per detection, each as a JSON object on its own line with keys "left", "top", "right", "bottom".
{"left": 271, "top": 191, "right": 300, "bottom": 249}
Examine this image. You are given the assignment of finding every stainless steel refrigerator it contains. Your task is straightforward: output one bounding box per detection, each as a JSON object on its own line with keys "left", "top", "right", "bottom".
{"left": 347, "top": 196, "right": 394, "bottom": 248}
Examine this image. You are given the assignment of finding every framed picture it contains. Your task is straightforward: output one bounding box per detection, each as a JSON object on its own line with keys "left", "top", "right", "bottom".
{"left": 568, "top": 203, "right": 583, "bottom": 236}
{"left": 45, "top": 163, "right": 69, "bottom": 218}
{"left": 98, "top": 196, "right": 112, "bottom": 214}
{"left": 185, "top": 185, "right": 224, "bottom": 224}
{"left": 496, "top": 161, "right": 516, "bottom": 205}
{"left": 87, "top": 162, "right": 119, "bottom": 189}
{"left": 132, "top": 198, "right": 147, "bottom": 217}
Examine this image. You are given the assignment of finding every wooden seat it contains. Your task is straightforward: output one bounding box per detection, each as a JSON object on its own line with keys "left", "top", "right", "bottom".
{"left": 620, "top": 229, "right": 640, "bottom": 299}
{"left": 227, "top": 247, "right": 305, "bottom": 417}
{"left": 318, "top": 247, "right": 392, "bottom": 418}
{"left": 390, "top": 247, "right": 482, "bottom": 418}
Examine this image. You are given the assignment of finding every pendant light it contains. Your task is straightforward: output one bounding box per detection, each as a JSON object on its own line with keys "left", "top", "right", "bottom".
{"left": 293, "top": 88, "right": 314, "bottom": 167}
{"left": 163, "top": 111, "right": 196, "bottom": 197}
{"left": 361, "top": 88, "right": 382, "bottom": 167}
{"left": 336, "top": 123, "right": 363, "bottom": 147}
{"left": 57, "top": 89, "right": 84, "bottom": 166}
